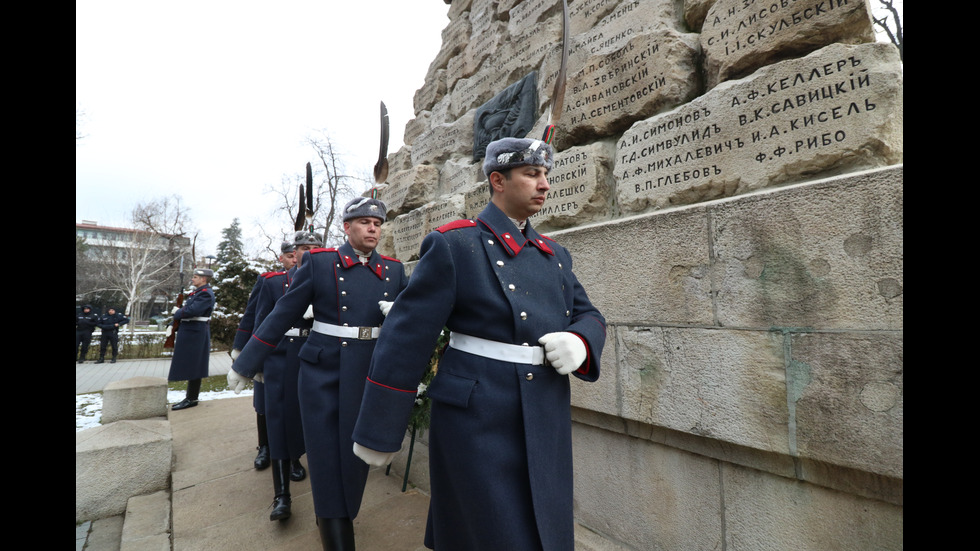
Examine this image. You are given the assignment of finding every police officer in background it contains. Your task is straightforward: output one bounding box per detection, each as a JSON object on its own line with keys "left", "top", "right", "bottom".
{"left": 76, "top": 304, "right": 100, "bottom": 363}
{"left": 229, "top": 197, "right": 407, "bottom": 550}
{"left": 352, "top": 137, "right": 607, "bottom": 551}
{"left": 168, "top": 268, "right": 216, "bottom": 411}
{"left": 95, "top": 306, "right": 130, "bottom": 364}
{"left": 232, "top": 240, "right": 297, "bottom": 471}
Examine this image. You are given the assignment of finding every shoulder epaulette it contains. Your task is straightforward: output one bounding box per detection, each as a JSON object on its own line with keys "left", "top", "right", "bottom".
{"left": 262, "top": 271, "right": 287, "bottom": 279}
{"left": 437, "top": 219, "right": 477, "bottom": 233}
{"left": 380, "top": 254, "right": 402, "bottom": 263}
{"left": 310, "top": 247, "right": 338, "bottom": 254}
{"left": 539, "top": 234, "right": 556, "bottom": 243}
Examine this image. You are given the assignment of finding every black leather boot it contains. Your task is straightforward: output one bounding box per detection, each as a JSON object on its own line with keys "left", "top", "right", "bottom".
{"left": 317, "top": 517, "right": 355, "bottom": 550}
{"left": 290, "top": 458, "right": 306, "bottom": 481}
{"left": 254, "top": 414, "right": 270, "bottom": 470}
{"left": 269, "top": 460, "right": 291, "bottom": 522}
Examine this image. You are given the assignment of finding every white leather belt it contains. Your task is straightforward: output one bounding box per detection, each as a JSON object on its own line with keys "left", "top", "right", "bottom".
{"left": 284, "top": 328, "right": 311, "bottom": 337}
{"left": 449, "top": 332, "right": 546, "bottom": 365}
{"left": 185, "top": 317, "right": 211, "bottom": 322}
{"left": 312, "top": 321, "right": 380, "bottom": 340}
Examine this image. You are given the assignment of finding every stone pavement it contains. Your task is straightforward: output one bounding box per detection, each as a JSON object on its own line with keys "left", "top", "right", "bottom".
{"left": 76, "top": 351, "right": 234, "bottom": 395}
{"left": 77, "top": 353, "right": 432, "bottom": 551}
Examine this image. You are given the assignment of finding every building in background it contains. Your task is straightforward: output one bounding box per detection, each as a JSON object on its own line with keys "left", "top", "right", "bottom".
{"left": 76, "top": 220, "right": 193, "bottom": 321}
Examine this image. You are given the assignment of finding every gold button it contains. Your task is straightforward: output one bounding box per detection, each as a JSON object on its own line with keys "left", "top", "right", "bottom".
{"left": 342, "top": 306, "right": 348, "bottom": 311}
{"left": 558, "top": 263, "right": 563, "bottom": 269}
{"left": 508, "top": 284, "right": 515, "bottom": 291}
{"left": 384, "top": 292, "right": 389, "bottom": 297}
{"left": 566, "top": 310, "right": 570, "bottom": 316}
{"left": 496, "top": 260, "right": 504, "bottom": 267}
{"left": 504, "top": 234, "right": 511, "bottom": 239}
{"left": 520, "top": 312, "right": 527, "bottom": 320}
{"left": 341, "top": 291, "right": 347, "bottom": 296}
{"left": 342, "top": 341, "right": 348, "bottom": 347}
{"left": 339, "top": 277, "right": 344, "bottom": 281}
{"left": 488, "top": 240, "right": 494, "bottom": 245}
{"left": 525, "top": 373, "right": 534, "bottom": 381}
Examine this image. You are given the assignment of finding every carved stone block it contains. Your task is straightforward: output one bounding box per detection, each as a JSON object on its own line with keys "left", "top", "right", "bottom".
{"left": 529, "top": 142, "right": 614, "bottom": 231}
{"left": 411, "top": 110, "right": 476, "bottom": 166}
{"left": 701, "top": 0, "right": 875, "bottom": 89}
{"left": 615, "top": 42, "right": 903, "bottom": 213}
{"left": 560, "top": 29, "right": 702, "bottom": 148}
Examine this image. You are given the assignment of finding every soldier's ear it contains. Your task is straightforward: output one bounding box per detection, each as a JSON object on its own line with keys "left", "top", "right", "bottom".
{"left": 489, "top": 171, "right": 507, "bottom": 194}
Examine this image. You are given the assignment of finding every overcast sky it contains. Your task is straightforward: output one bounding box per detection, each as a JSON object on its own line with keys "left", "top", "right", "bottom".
{"left": 76, "top": 1, "right": 450, "bottom": 258}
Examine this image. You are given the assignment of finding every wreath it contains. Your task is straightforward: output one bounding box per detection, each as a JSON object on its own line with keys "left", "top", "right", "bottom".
{"left": 407, "top": 327, "right": 449, "bottom": 436}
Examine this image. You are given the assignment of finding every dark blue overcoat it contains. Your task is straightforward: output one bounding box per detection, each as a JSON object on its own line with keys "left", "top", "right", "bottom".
{"left": 253, "top": 268, "right": 306, "bottom": 461}
{"left": 167, "top": 283, "right": 215, "bottom": 382}
{"left": 235, "top": 242, "right": 407, "bottom": 518}
{"left": 352, "top": 203, "right": 606, "bottom": 551}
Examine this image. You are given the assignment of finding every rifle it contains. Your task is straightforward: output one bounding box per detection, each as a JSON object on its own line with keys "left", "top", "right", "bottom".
{"left": 164, "top": 290, "right": 184, "bottom": 348}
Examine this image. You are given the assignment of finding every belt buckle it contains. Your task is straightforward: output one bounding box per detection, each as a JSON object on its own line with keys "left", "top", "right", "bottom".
{"left": 300, "top": 328, "right": 310, "bottom": 338}
{"left": 357, "top": 326, "right": 373, "bottom": 340}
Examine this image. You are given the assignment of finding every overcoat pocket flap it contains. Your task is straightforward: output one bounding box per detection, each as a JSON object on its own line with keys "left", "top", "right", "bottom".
{"left": 297, "top": 343, "right": 322, "bottom": 364}
{"left": 426, "top": 371, "right": 477, "bottom": 408}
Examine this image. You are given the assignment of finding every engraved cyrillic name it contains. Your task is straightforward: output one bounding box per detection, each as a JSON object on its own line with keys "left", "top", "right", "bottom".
{"left": 392, "top": 209, "right": 427, "bottom": 262}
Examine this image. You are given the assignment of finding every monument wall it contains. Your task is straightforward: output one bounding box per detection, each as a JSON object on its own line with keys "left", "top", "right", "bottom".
{"left": 380, "top": 1, "right": 903, "bottom": 549}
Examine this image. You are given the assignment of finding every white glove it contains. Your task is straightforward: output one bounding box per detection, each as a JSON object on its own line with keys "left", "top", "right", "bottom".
{"left": 230, "top": 348, "right": 241, "bottom": 361}
{"left": 303, "top": 305, "right": 314, "bottom": 319}
{"left": 353, "top": 442, "right": 399, "bottom": 467}
{"left": 254, "top": 372, "right": 265, "bottom": 383}
{"left": 165, "top": 326, "right": 173, "bottom": 338}
{"left": 538, "top": 332, "right": 587, "bottom": 376}
{"left": 227, "top": 369, "right": 250, "bottom": 394}
{"left": 171, "top": 306, "right": 180, "bottom": 315}
{"left": 378, "top": 301, "right": 394, "bottom": 317}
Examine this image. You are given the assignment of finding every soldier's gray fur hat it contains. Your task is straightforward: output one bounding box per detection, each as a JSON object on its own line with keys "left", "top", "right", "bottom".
{"left": 193, "top": 268, "right": 214, "bottom": 278}
{"left": 342, "top": 197, "right": 388, "bottom": 222}
{"left": 292, "top": 231, "right": 323, "bottom": 247}
{"left": 483, "top": 137, "right": 554, "bottom": 178}
{"left": 281, "top": 240, "right": 295, "bottom": 254}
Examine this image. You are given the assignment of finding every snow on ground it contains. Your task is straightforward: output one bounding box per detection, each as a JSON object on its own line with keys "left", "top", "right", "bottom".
{"left": 76, "top": 388, "right": 253, "bottom": 432}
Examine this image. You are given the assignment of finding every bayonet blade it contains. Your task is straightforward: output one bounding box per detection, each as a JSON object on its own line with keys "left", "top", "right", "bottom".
{"left": 295, "top": 183, "right": 305, "bottom": 232}
{"left": 542, "top": 0, "right": 569, "bottom": 145}
{"left": 305, "top": 162, "right": 314, "bottom": 232}
{"left": 374, "top": 101, "right": 390, "bottom": 185}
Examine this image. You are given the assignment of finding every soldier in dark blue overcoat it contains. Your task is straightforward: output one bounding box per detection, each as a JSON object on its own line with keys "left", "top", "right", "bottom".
{"left": 232, "top": 241, "right": 297, "bottom": 472}
{"left": 229, "top": 197, "right": 407, "bottom": 549}
{"left": 352, "top": 138, "right": 607, "bottom": 551}
{"left": 168, "top": 268, "right": 216, "bottom": 411}
{"left": 247, "top": 231, "right": 320, "bottom": 522}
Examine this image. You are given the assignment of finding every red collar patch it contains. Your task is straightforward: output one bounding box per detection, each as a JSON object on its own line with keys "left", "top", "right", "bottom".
{"left": 438, "top": 219, "right": 477, "bottom": 233}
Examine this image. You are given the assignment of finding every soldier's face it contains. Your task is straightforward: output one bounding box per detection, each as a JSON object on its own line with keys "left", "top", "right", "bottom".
{"left": 491, "top": 165, "right": 550, "bottom": 220}
{"left": 295, "top": 245, "right": 315, "bottom": 267}
{"left": 344, "top": 217, "right": 383, "bottom": 252}
{"left": 280, "top": 251, "right": 297, "bottom": 270}
{"left": 191, "top": 274, "right": 206, "bottom": 287}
